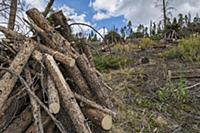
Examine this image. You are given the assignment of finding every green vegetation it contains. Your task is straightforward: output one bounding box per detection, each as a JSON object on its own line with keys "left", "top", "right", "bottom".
{"left": 156, "top": 79, "right": 187, "bottom": 103}
{"left": 140, "top": 37, "right": 155, "bottom": 48}
{"left": 94, "top": 55, "right": 133, "bottom": 72}
{"left": 161, "top": 36, "right": 200, "bottom": 61}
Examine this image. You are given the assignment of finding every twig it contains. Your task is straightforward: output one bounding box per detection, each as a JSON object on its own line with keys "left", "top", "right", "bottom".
{"left": 186, "top": 82, "right": 200, "bottom": 90}
{"left": 0, "top": 67, "right": 67, "bottom": 133}
{"left": 74, "top": 92, "right": 117, "bottom": 118}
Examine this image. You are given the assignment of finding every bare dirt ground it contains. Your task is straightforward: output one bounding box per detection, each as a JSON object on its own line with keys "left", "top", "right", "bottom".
{"left": 101, "top": 44, "right": 200, "bottom": 133}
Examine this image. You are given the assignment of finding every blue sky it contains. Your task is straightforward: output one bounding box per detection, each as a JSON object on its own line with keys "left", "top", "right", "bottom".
{"left": 54, "top": 0, "right": 126, "bottom": 31}
{"left": 25, "top": 0, "right": 200, "bottom": 34}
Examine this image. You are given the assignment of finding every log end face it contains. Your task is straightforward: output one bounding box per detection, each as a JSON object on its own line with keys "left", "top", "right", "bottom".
{"left": 49, "top": 103, "right": 60, "bottom": 114}
{"left": 69, "top": 59, "right": 76, "bottom": 67}
{"left": 101, "top": 115, "right": 112, "bottom": 130}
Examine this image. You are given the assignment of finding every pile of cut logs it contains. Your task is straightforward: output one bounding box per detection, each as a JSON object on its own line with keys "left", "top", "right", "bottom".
{"left": 0, "top": 8, "right": 116, "bottom": 133}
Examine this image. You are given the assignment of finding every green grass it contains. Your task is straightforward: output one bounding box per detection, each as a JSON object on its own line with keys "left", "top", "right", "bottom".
{"left": 94, "top": 55, "right": 133, "bottom": 72}
{"left": 161, "top": 36, "right": 200, "bottom": 61}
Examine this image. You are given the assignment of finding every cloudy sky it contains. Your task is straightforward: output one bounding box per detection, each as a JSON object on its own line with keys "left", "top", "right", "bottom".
{"left": 14, "top": 0, "right": 200, "bottom": 33}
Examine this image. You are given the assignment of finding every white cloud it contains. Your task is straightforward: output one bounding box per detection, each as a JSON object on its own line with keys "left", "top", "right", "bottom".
{"left": 59, "top": 5, "right": 92, "bottom": 34}
{"left": 90, "top": 0, "right": 200, "bottom": 26}
{"left": 97, "top": 27, "right": 108, "bottom": 40}
{"left": 25, "top": 0, "right": 47, "bottom": 11}
{"left": 93, "top": 12, "right": 111, "bottom": 20}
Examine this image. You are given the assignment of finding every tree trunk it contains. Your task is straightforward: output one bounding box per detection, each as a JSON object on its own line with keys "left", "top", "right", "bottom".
{"left": 0, "top": 40, "right": 35, "bottom": 110}
{"left": 76, "top": 55, "right": 113, "bottom": 109}
{"left": 44, "top": 54, "right": 92, "bottom": 133}
{"left": 8, "top": 0, "right": 17, "bottom": 30}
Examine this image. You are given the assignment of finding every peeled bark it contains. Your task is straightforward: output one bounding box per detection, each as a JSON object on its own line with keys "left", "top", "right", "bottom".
{"left": 47, "top": 74, "right": 60, "bottom": 114}
{"left": 3, "top": 107, "right": 33, "bottom": 133}
{"left": 0, "top": 40, "right": 35, "bottom": 110}
{"left": 83, "top": 108, "right": 112, "bottom": 131}
{"left": 44, "top": 54, "right": 92, "bottom": 133}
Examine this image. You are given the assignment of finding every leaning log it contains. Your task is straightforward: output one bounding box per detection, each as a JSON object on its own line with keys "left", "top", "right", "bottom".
{"left": 47, "top": 74, "right": 60, "bottom": 114}
{"left": 76, "top": 55, "right": 113, "bottom": 108}
{"left": 44, "top": 54, "right": 92, "bottom": 133}
{"left": 0, "top": 40, "right": 35, "bottom": 110}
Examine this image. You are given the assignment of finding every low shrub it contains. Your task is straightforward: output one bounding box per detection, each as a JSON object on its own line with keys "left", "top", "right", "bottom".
{"left": 94, "top": 55, "right": 133, "bottom": 71}
{"left": 161, "top": 36, "right": 200, "bottom": 61}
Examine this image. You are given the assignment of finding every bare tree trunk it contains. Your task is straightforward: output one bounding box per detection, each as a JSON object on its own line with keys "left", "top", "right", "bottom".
{"left": 163, "top": 0, "right": 167, "bottom": 30}
{"left": 43, "top": 0, "right": 55, "bottom": 17}
{"left": 8, "top": 0, "right": 17, "bottom": 30}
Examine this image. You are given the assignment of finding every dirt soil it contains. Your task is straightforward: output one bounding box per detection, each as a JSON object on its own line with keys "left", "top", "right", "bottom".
{"left": 103, "top": 44, "right": 200, "bottom": 133}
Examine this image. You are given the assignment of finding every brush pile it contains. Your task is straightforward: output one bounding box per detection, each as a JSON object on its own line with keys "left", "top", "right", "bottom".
{"left": 0, "top": 7, "right": 116, "bottom": 133}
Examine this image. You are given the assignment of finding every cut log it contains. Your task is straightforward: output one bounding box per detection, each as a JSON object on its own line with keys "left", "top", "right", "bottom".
{"left": 44, "top": 54, "right": 92, "bottom": 133}
{"left": 83, "top": 108, "right": 112, "bottom": 130}
{"left": 3, "top": 106, "right": 33, "bottom": 133}
{"left": 26, "top": 8, "right": 74, "bottom": 54}
{"left": 81, "top": 43, "right": 95, "bottom": 68}
{"left": 76, "top": 55, "right": 113, "bottom": 109}
{"left": 50, "top": 10, "right": 72, "bottom": 42}
{"left": 0, "top": 40, "right": 35, "bottom": 110}
{"left": 74, "top": 93, "right": 117, "bottom": 118}
{"left": 47, "top": 74, "right": 60, "bottom": 114}
{"left": 37, "top": 44, "right": 75, "bottom": 67}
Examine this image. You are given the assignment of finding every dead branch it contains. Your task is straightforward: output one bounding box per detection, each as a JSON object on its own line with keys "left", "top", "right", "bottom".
{"left": 0, "top": 67, "right": 67, "bottom": 133}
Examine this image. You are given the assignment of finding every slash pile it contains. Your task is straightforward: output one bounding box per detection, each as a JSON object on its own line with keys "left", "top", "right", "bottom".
{"left": 0, "top": 8, "right": 116, "bottom": 133}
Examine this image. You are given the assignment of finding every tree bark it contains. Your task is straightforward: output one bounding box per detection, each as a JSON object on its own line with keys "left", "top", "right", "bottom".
{"left": 47, "top": 74, "right": 60, "bottom": 114}
{"left": 3, "top": 107, "right": 33, "bottom": 133}
{"left": 44, "top": 54, "right": 92, "bottom": 133}
{"left": 0, "top": 40, "right": 35, "bottom": 110}
{"left": 76, "top": 55, "right": 113, "bottom": 109}
{"left": 7, "top": 0, "right": 17, "bottom": 30}
{"left": 83, "top": 108, "right": 112, "bottom": 130}
{"left": 43, "top": 0, "right": 55, "bottom": 17}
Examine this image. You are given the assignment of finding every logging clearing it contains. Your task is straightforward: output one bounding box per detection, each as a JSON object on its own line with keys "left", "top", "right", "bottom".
{"left": 0, "top": 0, "right": 200, "bottom": 133}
